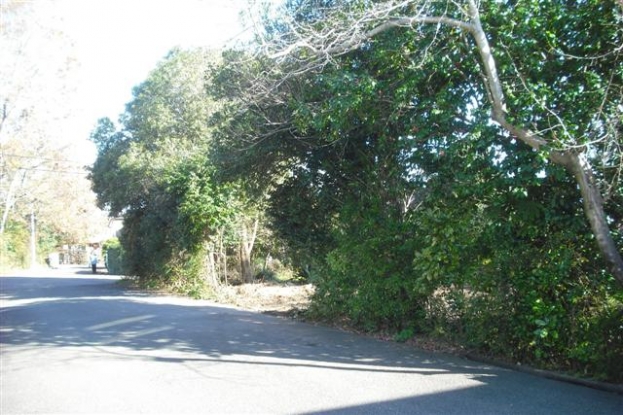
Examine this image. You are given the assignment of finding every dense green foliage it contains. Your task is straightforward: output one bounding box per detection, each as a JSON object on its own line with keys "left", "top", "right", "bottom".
{"left": 102, "top": 238, "right": 124, "bottom": 275}
{"left": 207, "top": 0, "right": 623, "bottom": 381}
{"left": 90, "top": 49, "right": 239, "bottom": 295}
{"left": 0, "top": 222, "right": 30, "bottom": 269}
{"left": 0, "top": 219, "right": 63, "bottom": 270}
{"left": 89, "top": 1, "right": 623, "bottom": 382}
{"left": 90, "top": 47, "right": 272, "bottom": 295}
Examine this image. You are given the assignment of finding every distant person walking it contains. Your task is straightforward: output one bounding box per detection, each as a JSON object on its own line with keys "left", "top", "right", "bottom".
{"left": 89, "top": 245, "right": 100, "bottom": 274}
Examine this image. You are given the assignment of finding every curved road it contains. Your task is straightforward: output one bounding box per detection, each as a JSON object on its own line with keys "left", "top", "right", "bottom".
{"left": 1, "top": 268, "right": 622, "bottom": 414}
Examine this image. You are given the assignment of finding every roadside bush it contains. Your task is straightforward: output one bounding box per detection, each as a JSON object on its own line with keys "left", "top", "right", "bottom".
{"left": 0, "top": 220, "right": 59, "bottom": 270}
{"left": 567, "top": 284, "right": 623, "bottom": 382}
{"left": 165, "top": 253, "right": 216, "bottom": 300}
{"left": 414, "top": 199, "right": 623, "bottom": 382}
{"left": 311, "top": 201, "right": 426, "bottom": 332}
{"left": 0, "top": 221, "right": 29, "bottom": 270}
{"left": 103, "top": 237, "right": 124, "bottom": 275}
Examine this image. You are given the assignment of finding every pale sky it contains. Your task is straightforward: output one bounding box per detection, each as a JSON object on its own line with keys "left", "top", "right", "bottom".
{"left": 59, "top": 0, "right": 252, "bottom": 121}
{"left": 2, "top": 0, "right": 255, "bottom": 160}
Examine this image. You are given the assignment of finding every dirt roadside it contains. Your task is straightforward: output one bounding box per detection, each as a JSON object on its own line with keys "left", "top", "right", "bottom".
{"left": 216, "top": 282, "right": 314, "bottom": 314}
{"left": 217, "top": 281, "right": 465, "bottom": 354}
{"left": 217, "top": 281, "right": 623, "bottom": 394}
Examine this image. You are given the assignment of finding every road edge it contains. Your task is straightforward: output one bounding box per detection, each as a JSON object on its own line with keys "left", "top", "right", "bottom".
{"left": 464, "top": 352, "right": 623, "bottom": 395}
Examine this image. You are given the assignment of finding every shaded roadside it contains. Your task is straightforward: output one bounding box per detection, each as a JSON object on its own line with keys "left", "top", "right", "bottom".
{"left": 5, "top": 265, "right": 621, "bottom": 396}
{"left": 2, "top": 273, "right": 622, "bottom": 414}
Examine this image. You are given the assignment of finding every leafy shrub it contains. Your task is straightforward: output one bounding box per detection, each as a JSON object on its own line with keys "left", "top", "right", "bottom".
{"left": 0, "top": 221, "right": 29, "bottom": 270}
{"left": 311, "top": 200, "right": 426, "bottom": 332}
{"left": 165, "top": 252, "right": 216, "bottom": 299}
{"left": 102, "top": 238, "right": 124, "bottom": 275}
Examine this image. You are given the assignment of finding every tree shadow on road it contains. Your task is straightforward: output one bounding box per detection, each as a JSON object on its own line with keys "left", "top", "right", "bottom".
{"left": 2, "top": 274, "right": 621, "bottom": 414}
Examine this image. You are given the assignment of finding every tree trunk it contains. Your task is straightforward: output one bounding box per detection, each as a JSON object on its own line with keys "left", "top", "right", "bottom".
{"left": 239, "top": 218, "right": 259, "bottom": 283}
{"left": 567, "top": 153, "right": 623, "bottom": 283}
{"left": 239, "top": 243, "right": 253, "bottom": 283}
{"left": 217, "top": 227, "right": 228, "bottom": 285}
{"left": 466, "top": 0, "right": 623, "bottom": 284}
{"left": 204, "top": 241, "right": 220, "bottom": 288}
{"left": 0, "top": 169, "right": 27, "bottom": 235}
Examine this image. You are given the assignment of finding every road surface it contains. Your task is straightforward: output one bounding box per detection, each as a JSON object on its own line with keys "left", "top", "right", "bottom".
{"left": 1, "top": 268, "right": 622, "bottom": 414}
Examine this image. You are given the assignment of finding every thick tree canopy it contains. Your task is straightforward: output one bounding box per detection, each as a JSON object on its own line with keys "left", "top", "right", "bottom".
{"left": 219, "top": 0, "right": 623, "bottom": 282}
{"left": 90, "top": 48, "right": 234, "bottom": 281}
{"left": 206, "top": 0, "right": 623, "bottom": 380}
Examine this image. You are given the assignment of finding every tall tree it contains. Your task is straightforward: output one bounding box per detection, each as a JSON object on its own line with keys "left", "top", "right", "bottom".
{"left": 1, "top": 0, "right": 108, "bottom": 263}
{"left": 90, "top": 48, "right": 250, "bottom": 289}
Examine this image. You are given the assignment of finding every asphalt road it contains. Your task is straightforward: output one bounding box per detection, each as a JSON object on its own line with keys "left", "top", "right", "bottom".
{"left": 1, "top": 268, "right": 622, "bottom": 414}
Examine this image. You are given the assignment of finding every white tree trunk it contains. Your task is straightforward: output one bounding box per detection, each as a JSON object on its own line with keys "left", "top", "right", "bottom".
{"left": 0, "top": 169, "right": 27, "bottom": 235}
{"left": 239, "top": 218, "right": 259, "bottom": 283}
{"left": 568, "top": 153, "right": 623, "bottom": 282}
{"left": 204, "top": 241, "right": 220, "bottom": 288}
{"left": 465, "top": 0, "right": 623, "bottom": 283}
